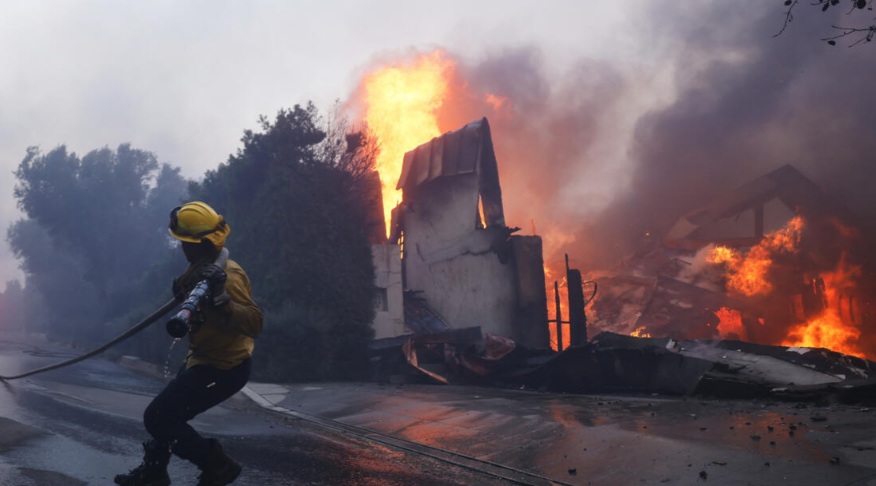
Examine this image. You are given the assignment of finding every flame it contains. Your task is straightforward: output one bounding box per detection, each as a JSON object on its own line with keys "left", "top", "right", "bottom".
{"left": 708, "top": 216, "right": 804, "bottom": 296}
{"left": 707, "top": 216, "right": 868, "bottom": 359}
{"left": 714, "top": 307, "right": 746, "bottom": 341}
{"left": 542, "top": 225, "right": 579, "bottom": 350}
{"left": 362, "top": 51, "right": 454, "bottom": 237}
{"left": 782, "top": 255, "right": 865, "bottom": 358}
{"left": 708, "top": 245, "right": 737, "bottom": 265}
{"left": 630, "top": 326, "right": 652, "bottom": 338}
{"left": 545, "top": 263, "right": 570, "bottom": 351}
{"left": 359, "top": 49, "right": 574, "bottom": 353}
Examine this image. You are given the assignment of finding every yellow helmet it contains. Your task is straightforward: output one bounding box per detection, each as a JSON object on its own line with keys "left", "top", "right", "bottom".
{"left": 168, "top": 201, "right": 231, "bottom": 249}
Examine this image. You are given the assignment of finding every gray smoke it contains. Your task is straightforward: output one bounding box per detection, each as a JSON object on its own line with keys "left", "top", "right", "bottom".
{"left": 600, "top": 2, "right": 876, "bottom": 265}
{"left": 439, "top": 2, "right": 876, "bottom": 271}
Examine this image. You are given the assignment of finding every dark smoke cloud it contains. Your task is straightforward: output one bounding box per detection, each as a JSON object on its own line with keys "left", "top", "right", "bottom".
{"left": 592, "top": 2, "right": 876, "bottom": 268}
{"left": 434, "top": 2, "right": 876, "bottom": 272}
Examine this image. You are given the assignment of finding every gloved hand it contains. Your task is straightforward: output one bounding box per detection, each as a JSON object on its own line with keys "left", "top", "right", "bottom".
{"left": 198, "top": 264, "right": 230, "bottom": 306}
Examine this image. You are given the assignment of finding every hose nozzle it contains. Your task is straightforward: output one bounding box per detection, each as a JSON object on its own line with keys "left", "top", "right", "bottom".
{"left": 166, "top": 280, "right": 210, "bottom": 338}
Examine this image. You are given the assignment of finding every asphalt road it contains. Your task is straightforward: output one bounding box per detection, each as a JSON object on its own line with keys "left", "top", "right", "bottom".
{"left": 0, "top": 334, "right": 511, "bottom": 486}
{"left": 5, "top": 331, "right": 876, "bottom": 486}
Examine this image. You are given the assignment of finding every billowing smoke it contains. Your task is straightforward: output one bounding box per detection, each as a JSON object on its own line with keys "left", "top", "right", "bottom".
{"left": 342, "top": 1, "right": 876, "bottom": 354}
{"left": 593, "top": 2, "right": 876, "bottom": 269}
{"left": 397, "top": 2, "right": 876, "bottom": 272}
{"left": 437, "top": 47, "right": 634, "bottom": 269}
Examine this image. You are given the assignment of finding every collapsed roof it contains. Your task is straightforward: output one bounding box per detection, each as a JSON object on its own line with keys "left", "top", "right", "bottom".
{"left": 664, "top": 164, "right": 864, "bottom": 250}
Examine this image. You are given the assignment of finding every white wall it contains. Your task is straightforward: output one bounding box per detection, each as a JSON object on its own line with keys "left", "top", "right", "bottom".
{"left": 401, "top": 175, "right": 525, "bottom": 340}
{"left": 371, "top": 243, "right": 405, "bottom": 339}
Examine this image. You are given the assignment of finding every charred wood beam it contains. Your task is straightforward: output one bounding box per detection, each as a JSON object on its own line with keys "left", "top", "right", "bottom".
{"left": 554, "top": 281, "right": 563, "bottom": 351}
{"left": 566, "top": 254, "right": 588, "bottom": 347}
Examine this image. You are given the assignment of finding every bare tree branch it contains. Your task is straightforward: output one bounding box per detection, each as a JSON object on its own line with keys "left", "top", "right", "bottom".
{"left": 774, "top": 0, "right": 800, "bottom": 38}
{"left": 775, "top": 0, "right": 876, "bottom": 46}
{"left": 823, "top": 24, "right": 876, "bottom": 45}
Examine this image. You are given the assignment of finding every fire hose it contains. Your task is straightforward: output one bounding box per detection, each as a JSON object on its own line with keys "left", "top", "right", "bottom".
{"left": 0, "top": 248, "right": 228, "bottom": 381}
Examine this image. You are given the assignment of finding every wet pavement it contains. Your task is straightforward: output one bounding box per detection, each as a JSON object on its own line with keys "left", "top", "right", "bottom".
{"left": 244, "top": 381, "right": 876, "bottom": 485}
{"left": 0, "top": 334, "right": 513, "bottom": 485}
{"left": 3, "top": 331, "right": 876, "bottom": 485}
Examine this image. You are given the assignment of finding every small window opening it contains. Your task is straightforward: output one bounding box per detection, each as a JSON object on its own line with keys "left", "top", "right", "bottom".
{"left": 374, "top": 288, "right": 389, "bottom": 312}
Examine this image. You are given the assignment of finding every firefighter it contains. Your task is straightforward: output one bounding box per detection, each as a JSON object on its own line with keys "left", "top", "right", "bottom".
{"left": 115, "top": 201, "right": 263, "bottom": 486}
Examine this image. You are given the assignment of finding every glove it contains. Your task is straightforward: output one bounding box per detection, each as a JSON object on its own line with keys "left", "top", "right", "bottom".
{"left": 198, "top": 263, "right": 230, "bottom": 306}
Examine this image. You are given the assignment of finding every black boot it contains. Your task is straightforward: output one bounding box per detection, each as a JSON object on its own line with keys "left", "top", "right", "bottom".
{"left": 114, "top": 440, "right": 172, "bottom": 486}
{"left": 196, "top": 439, "right": 241, "bottom": 486}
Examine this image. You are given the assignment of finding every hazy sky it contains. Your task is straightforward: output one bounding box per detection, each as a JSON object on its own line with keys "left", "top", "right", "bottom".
{"left": 0, "top": 1, "right": 636, "bottom": 284}
{"left": 2, "top": 1, "right": 873, "bottom": 287}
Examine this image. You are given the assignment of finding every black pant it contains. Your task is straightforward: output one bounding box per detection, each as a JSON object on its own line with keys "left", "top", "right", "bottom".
{"left": 143, "top": 358, "right": 251, "bottom": 466}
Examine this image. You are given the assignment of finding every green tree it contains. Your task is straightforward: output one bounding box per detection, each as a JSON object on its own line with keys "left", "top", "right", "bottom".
{"left": 190, "top": 104, "right": 379, "bottom": 381}
{"left": 9, "top": 144, "right": 188, "bottom": 343}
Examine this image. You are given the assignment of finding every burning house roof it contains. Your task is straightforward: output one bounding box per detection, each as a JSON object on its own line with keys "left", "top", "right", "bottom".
{"left": 390, "top": 117, "right": 505, "bottom": 239}
{"left": 589, "top": 164, "right": 875, "bottom": 358}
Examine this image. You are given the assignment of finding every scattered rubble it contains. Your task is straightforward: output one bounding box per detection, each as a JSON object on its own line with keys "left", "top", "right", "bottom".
{"left": 370, "top": 329, "right": 876, "bottom": 405}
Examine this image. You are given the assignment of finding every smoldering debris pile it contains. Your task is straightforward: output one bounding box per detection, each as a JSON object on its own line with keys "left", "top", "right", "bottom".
{"left": 370, "top": 328, "right": 876, "bottom": 405}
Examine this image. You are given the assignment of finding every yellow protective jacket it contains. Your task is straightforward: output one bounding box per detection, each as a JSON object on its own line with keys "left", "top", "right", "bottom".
{"left": 174, "top": 257, "right": 263, "bottom": 370}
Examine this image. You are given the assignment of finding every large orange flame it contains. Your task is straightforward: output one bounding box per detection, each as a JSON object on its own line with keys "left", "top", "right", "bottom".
{"left": 362, "top": 51, "right": 454, "bottom": 237}
{"left": 782, "top": 255, "right": 865, "bottom": 358}
{"left": 708, "top": 216, "right": 867, "bottom": 358}
{"left": 708, "top": 216, "right": 803, "bottom": 296}
{"left": 714, "top": 307, "right": 746, "bottom": 341}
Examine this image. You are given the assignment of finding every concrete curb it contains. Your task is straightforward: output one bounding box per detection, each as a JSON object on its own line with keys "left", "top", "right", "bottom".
{"left": 239, "top": 385, "right": 301, "bottom": 417}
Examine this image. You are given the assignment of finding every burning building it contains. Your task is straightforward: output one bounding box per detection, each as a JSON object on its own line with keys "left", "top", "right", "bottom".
{"left": 489, "top": 164, "right": 876, "bottom": 400}
{"left": 589, "top": 164, "right": 876, "bottom": 360}
{"left": 354, "top": 51, "right": 876, "bottom": 396}
{"left": 370, "top": 118, "right": 549, "bottom": 350}
{"left": 365, "top": 133, "right": 876, "bottom": 400}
